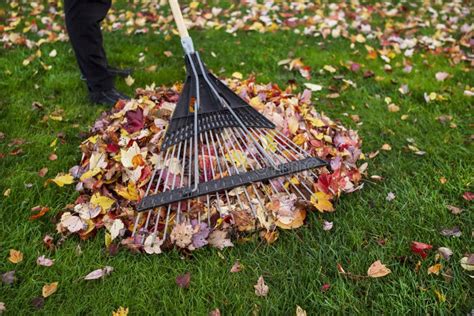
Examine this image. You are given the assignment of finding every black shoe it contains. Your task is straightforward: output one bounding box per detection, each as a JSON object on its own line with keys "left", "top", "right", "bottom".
{"left": 89, "top": 88, "right": 131, "bottom": 106}
{"left": 80, "top": 66, "right": 133, "bottom": 81}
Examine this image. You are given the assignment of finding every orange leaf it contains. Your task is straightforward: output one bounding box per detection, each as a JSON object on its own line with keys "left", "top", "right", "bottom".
{"left": 8, "top": 249, "right": 23, "bottom": 264}
{"left": 428, "top": 263, "right": 443, "bottom": 275}
{"left": 42, "top": 282, "right": 58, "bottom": 298}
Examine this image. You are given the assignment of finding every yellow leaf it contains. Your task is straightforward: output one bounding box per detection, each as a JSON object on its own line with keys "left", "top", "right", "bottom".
{"left": 8, "top": 249, "right": 23, "bottom": 264}
{"left": 288, "top": 116, "right": 299, "bottom": 134}
{"left": 90, "top": 193, "right": 115, "bottom": 212}
{"left": 225, "top": 150, "right": 247, "bottom": 168}
{"left": 105, "top": 232, "right": 112, "bottom": 248}
{"left": 249, "top": 96, "right": 264, "bottom": 111}
{"left": 292, "top": 134, "right": 306, "bottom": 146}
{"left": 308, "top": 117, "right": 325, "bottom": 128}
{"left": 112, "top": 306, "right": 129, "bottom": 316}
{"left": 115, "top": 183, "right": 139, "bottom": 201}
{"left": 428, "top": 263, "right": 443, "bottom": 275}
{"left": 310, "top": 192, "right": 334, "bottom": 212}
{"left": 323, "top": 65, "right": 336, "bottom": 73}
{"left": 367, "top": 260, "right": 391, "bottom": 278}
{"left": 3, "top": 188, "right": 11, "bottom": 197}
{"left": 189, "top": 1, "right": 199, "bottom": 9}
{"left": 433, "top": 289, "right": 446, "bottom": 303}
{"left": 125, "top": 75, "right": 135, "bottom": 86}
{"left": 79, "top": 167, "right": 101, "bottom": 181}
{"left": 42, "top": 282, "right": 58, "bottom": 298}
{"left": 260, "top": 134, "right": 277, "bottom": 152}
{"left": 50, "top": 174, "right": 74, "bottom": 187}
{"left": 232, "top": 72, "right": 243, "bottom": 80}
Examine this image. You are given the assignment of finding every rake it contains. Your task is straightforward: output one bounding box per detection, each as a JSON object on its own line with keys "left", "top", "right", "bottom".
{"left": 131, "top": 0, "right": 328, "bottom": 247}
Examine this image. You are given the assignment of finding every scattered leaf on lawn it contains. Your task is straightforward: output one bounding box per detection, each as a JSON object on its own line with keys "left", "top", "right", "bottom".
{"left": 303, "top": 83, "right": 322, "bottom": 92}
{"left": 31, "top": 297, "right": 45, "bottom": 310}
{"left": 446, "top": 205, "right": 462, "bottom": 215}
{"left": 49, "top": 173, "right": 74, "bottom": 187}
{"left": 125, "top": 75, "right": 135, "bottom": 86}
{"left": 38, "top": 167, "right": 48, "bottom": 177}
{"left": 367, "top": 260, "right": 391, "bottom": 278}
{"left": 230, "top": 260, "right": 242, "bottom": 273}
{"left": 2, "top": 271, "right": 15, "bottom": 285}
{"left": 460, "top": 255, "right": 474, "bottom": 271}
{"left": 296, "top": 305, "right": 307, "bottom": 316}
{"left": 83, "top": 266, "right": 114, "bottom": 280}
{"left": 462, "top": 192, "right": 473, "bottom": 201}
{"left": 8, "top": 249, "right": 23, "bottom": 264}
{"left": 254, "top": 276, "right": 269, "bottom": 297}
{"left": 176, "top": 272, "right": 191, "bottom": 289}
{"left": 428, "top": 263, "right": 443, "bottom": 275}
{"left": 386, "top": 192, "right": 396, "bottom": 201}
{"left": 322, "top": 220, "right": 333, "bottom": 231}
{"left": 437, "top": 247, "right": 453, "bottom": 260}
{"left": 42, "top": 282, "right": 58, "bottom": 298}
{"left": 112, "top": 306, "right": 129, "bottom": 316}
{"left": 440, "top": 226, "right": 461, "bottom": 237}
{"left": 411, "top": 241, "right": 432, "bottom": 259}
{"left": 0, "top": 302, "right": 5, "bottom": 313}
{"left": 37, "top": 255, "right": 54, "bottom": 267}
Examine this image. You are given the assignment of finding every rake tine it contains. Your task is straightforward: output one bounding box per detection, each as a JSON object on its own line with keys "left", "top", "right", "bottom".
{"left": 152, "top": 144, "right": 178, "bottom": 240}
{"left": 163, "top": 141, "right": 183, "bottom": 240}
{"left": 252, "top": 129, "right": 315, "bottom": 196}
{"left": 204, "top": 130, "right": 230, "bottom": 216}
{"left": 204, "top": 131, "right": 231, "bottom": 215}
{"left": 217, "top": 129, "right": 259, "bottom": 217}
{"left": 199, "top": 133, "right": 212, "bottom": 226}
{"left": 209, "top": 130, "right": 248, "bottom": 213}
{"left": 176, "top": 138, "right": 188, "bottom": 224}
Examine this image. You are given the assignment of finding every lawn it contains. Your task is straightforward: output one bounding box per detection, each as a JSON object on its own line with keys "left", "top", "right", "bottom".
{"left": 0, "top": 1, "right": 473, "bottom": 314}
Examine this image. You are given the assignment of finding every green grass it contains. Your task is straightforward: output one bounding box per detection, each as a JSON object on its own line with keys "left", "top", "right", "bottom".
{"left": 1, "top": 9, "right": 473, "bottom": 316}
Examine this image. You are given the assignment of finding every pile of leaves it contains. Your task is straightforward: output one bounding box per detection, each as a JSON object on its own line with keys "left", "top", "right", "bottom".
{"left": 1, "top": 0, "right": 472, "bottom": 64}
{"left": 49, "top": 78, "right": 364, "bottom": 254}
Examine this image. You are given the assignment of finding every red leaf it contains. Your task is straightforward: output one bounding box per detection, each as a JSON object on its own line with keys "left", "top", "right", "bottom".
{"left": 321, "top": 283, "right": 331, "bottom": 292}
{"left": 462, "top": 192, "right": 474, "bottom": 201}
{"left": 411, "top": 241, "right": 432, "bottom": 259}
{"left": 106, "top": 142, "right": 120, "bottom": 153}
{"left": 176, "top": 272, "right": 191, "bottom": 289}
{"left": 124, "top": 108, "right": 144, "bottom": 133}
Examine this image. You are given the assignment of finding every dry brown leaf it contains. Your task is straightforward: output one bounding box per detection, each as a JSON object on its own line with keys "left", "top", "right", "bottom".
{"left": 367, "top": 260, "right": 391, "bottom": 278}
{"left": 254, "top": 276, "right": 269, "bottom": 297}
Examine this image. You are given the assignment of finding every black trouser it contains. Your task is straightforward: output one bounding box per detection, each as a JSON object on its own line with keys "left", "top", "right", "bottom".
{"left": 64, "top": 0, "right": 114, "bottom": 92}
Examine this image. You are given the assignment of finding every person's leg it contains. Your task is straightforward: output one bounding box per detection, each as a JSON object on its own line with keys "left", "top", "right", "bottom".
{"left": 64, "top": 0, "right": 114, "bottom": 92}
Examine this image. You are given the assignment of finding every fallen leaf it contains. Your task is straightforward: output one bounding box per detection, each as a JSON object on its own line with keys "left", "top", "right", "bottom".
{"left": 49, "top": 49, "right": 57, "bottom": 58}
{"left": 322, "top": 220, "right": 333, "bottom": 231}
{"left": 460, "top": 255, "right": 474, "bottom": 271}
{"left": 38, "top": 167, "right": 48, "bottom": 177}
{"left": 435, "top": 72, "right": 449, "bottom": 81}
{"left": 109, "top": 219, "right": 124, "bottom": 240}
{"left": 2, "top": 271, "right": 15, "bottom": 285}
{"left": 446, "top": 205, "right": 462, "bottom": 215}
{"left": 232, "top": 72, "right": 243, "bottom": 79}
{"left": 83, "top": 266, "right": 114, "bottom": 280}
{"left": 433, "top": 289, "right": 446, "bottom": 302}
{"left": 296, "top": 305, "right": 307, "bottom": 316}
{"left": 49, "top": 173, "right": 74, "bottom": 187}
{"left": 3, "top": 188, "right": 11, "bottom": 197}
{"left": 303, "top": 83, "right": 322, "bottom": 92}
{"left": 36, "top": 255, "right": 54, "bottom": 267}
{"left": 31, "top": 297, "right": 45, "bottom": 310}
{"left": 176, "top": 272, "right": 191, "bottom": 289}
{"left": 310, "top": 192, "right": 334, "bottom": 212}
{"left": 49, "top": 153, "right": 57, "bottom": 161}
{"left": 387, "top": 104, "right": 400, "bottom": 112}
{"left": 208, "top": 308, "right": 221, "bottom": 316}
{"left": 381, "top": 143, "right": 392, "bottom": 151}
{"left": 0, "top": 302, "right": 5, "bottom": 314}
{"left": 367, "top": 260, "right": 391, "bottom": 278}
{"left": 254, "top": 276, "right": 269, "bottom": 297}
{"left": 321, "top": 283, "right": 331, "bottom": 292}
{"left": 428, "top": 263, "right": 443, "bottom": 275}
{"left": 462, "top": 192, "right": 474, "bottom": 201}
{"left": 112, "top": 307, "right": 129, "bottom": 316}
{"left": 411, "top": 241, "right": 432, "bottom": 259}
{"left": 42, "top": 282, "right": 58, "bottom": 298}
{"left": 8, "top": 249, "right": 23, "bottom": 264}
{"left": 438, "top": 247, "right": 453, "bottom": 260}
{"left": 386, "top": 192, "right": 396, "bottom": 201}
{"left": 125, "top": 75, "right": 135, "bottom": 86}
{"left": 208, "top": 230, "right": 234, "bottom": 250}
{"left": 440, "top": 226, "right": 461, "bottom": 237}
{"left": 230, "top": 261, "right": 242, "bottom": 273}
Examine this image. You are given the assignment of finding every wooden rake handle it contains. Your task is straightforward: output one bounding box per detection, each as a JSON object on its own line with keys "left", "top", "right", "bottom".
{"left": 168, "top": 0, "right": 189, "bottom": 38}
